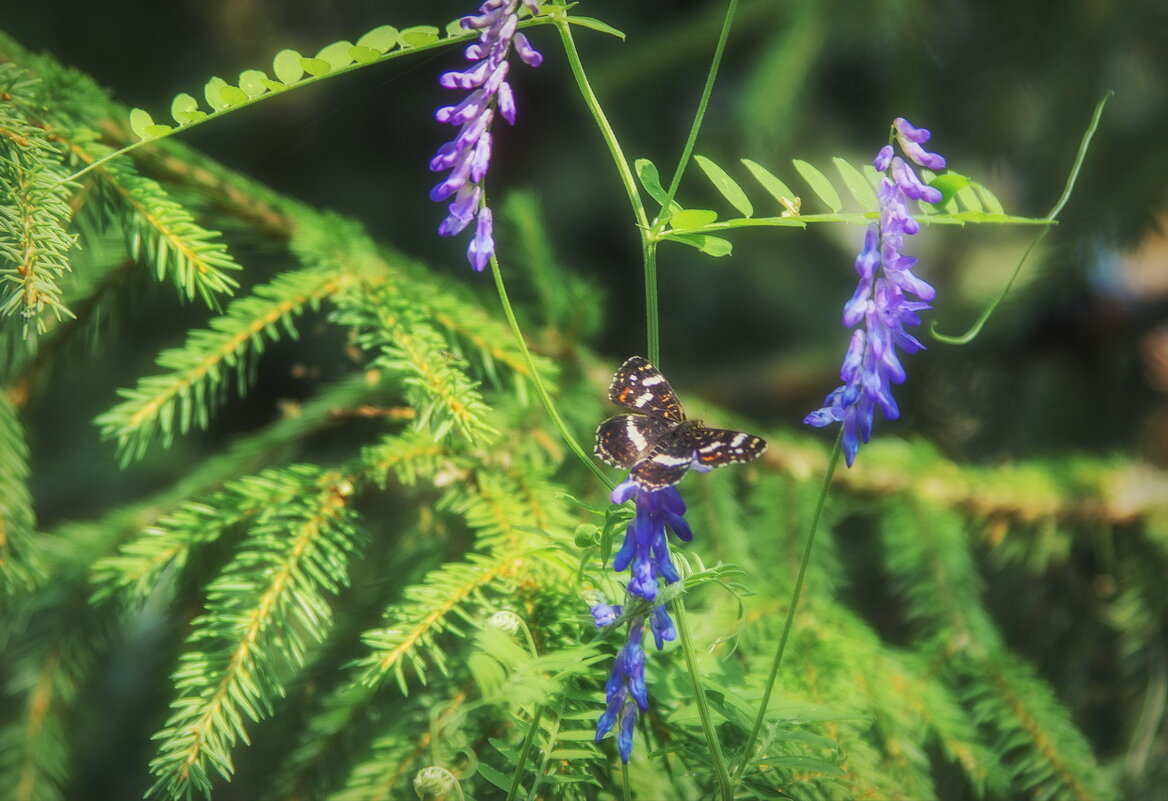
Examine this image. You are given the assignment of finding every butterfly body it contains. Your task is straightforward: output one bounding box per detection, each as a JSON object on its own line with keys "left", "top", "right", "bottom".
{"left": 595, "top": 356, "right": 767, "bottom": 490}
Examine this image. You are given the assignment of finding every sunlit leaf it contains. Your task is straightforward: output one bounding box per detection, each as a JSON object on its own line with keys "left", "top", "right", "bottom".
{"left": 273, "top": 49, "right": 304, "bottom": 84}
{"left": 129, "top": 108, "right": 155, "bottom": 139}
{"left": 219, "top": 84, "right": 248, "bottom": 108}
{"left": 565, "top": 15, "right": 627, "bottom": 39}
{"left": 317, "top": 41, "right": 355, "bottom": 71}
{"left": 833, "top": 157, "right": 877, "bottom": 209}
{"left": 635, "top": 158, "right": 680, "bottom": 213}
{"left": 666, "top": 233, "right": 733, "bottom": 257}
{"left": 144, "top": 123, "right": 174, "bottom": 137}
{"left": 169, "top": 93, "right": 202, "bottom": 125}
{"left": 357, "top": 25, "right": 399, "bottom": 53}
{"left": 238, "top": 70, "right": 269, "bottom": 99}
{"left": 399, "top": 25, "right": 441, "bottom": 47}
{"left": 793, "top": 158, "right": 842, "bottom": 212}
{"left": 974, "top": 182, "right": 1006, "bottom": 214}
{"left": 203, "top": 77, "right": 231, "bottom": 111}
{"left": 670, "top": 209, "right": 718, "bottom": 230}
{"left": 741, "top": 158, "right": 796, "bottom": 210}
{"left": 695, "top": 155, "right": 753, "bottom": 218}
{"left": 928, "top": 172, "right": 971, "bottom": 207}
{"left": 957, "top": 184, "right": 984, "bottom": 213}
{"left": 349, "top": 45, "right": 380, "bottom": 65}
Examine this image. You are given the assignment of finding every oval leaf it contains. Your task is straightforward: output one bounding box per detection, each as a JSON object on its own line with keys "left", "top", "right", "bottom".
{"left": 238, "top": 69, "right": 270, "bottom": 99}
{"left": 169, "top": 93, "right": 200, "bottom": 125}
{"left": 695, "top": 155, "right": 753, "bottom": 218}
{"left": 317, "top": 40, "right": 355, "bottom": 70}
{"left": 670, "top": 209, "right": 718, "bottom": 231}
{"left": 973, "top": 182, "right": 1005, "bottom": 214}
{"left": 203, "top": 76, "right": 231, "bottom": 111}
{"left": 399, "top": 25, "right": 440, "bottom": 47}
{"left": 741, "top": 158, "right": 796, "bottom": 210}
{"left": 129, "top": 108, "right": 155, "bottom": 139}
{"left": 273, "top": 49, "right": 305, "bottom": 84}
{"left": 349, "top": 45, "right": 380, "bottom": 64}
{"left": 357, "top": 25, "right": 399, "bottom": 53}
{"left": 667, "top": 233, "right": 733, "bottom": 257}
{"left": 300, "top": 57, "right": 332, "bottom": 77}
{"left": 219, "top": 84, "right": 248, "bottom": 108}
{"left": 635, "top": 158, "right": 679, "bottom": 213}
{"left": 928, "top": 172, "right": 971, "bottom": 207}
{"left": 833, "top": 157, "right": 877, "bottom": 209}
{"left": 144, "top": 123, "right": 174, "bottom": 138}
{"left": 792, "top": 159, "right": 842, "bottom": 212}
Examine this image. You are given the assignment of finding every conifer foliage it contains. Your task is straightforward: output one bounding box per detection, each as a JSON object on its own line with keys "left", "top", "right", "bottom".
{"left": 0, "top": 9, "right": 1160, "bottom": 801}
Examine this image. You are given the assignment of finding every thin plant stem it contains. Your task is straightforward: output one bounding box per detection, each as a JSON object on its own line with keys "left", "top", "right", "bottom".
{"left": 489, "top": 254, "right": 612, "bottom": 488}
{"left": 661, "top": 0, "right": 740, "bottom": 209}
{"left": 505, "top": 704, "right": 544, "bottom": 801}
{"left": 733, "top": 429, "right": 843, "bottom": 782}
{"left": 553, "top": 18, "right": 659, "bottom": 361}
{"left": 673, "top": 597, "right": 735, "bottom": 801}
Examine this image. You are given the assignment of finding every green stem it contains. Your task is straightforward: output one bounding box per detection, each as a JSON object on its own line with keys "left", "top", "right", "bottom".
{"left": 662, "top": 0, "right": 740, "bottom": 207}
{"left": 489, "top": 254, "right": 612, "bottom": 488}
{"left": 732, "top": 429, "right": 843, "bottom": 782}
{"left": 553, "top": 18, "right": 649, "bottom": 233}
{"left": 505, "top": 704, "right": 544, "bottom": 801}
{"left": 553, "top": 17, "right": 659, "bottom": 361}
{"left": 673, "top": 597, "right": 735, "bottom": 801}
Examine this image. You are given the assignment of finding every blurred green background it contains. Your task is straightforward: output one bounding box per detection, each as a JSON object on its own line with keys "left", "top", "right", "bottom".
{"left": 7, "top": 0, "right": 1167, "bottom": 469}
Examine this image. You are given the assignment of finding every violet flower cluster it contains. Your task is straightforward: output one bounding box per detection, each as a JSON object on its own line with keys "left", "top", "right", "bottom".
{"left": 805, "top": 117, "right": 946, "bottom": 466}
{"left": 429, "top": 0, "right": 543, "bottom": 271}
{"left": 591, "top": 479, "right": 690, "bottom": 762}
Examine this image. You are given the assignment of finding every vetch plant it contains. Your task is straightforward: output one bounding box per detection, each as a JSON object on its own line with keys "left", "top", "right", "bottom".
{"left": 0, "top": 4, "right": 1133, "bottom": 801}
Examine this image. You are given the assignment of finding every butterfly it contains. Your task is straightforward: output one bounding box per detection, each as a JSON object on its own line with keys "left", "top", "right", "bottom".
{"left": 594, "top": 356, "right": 767, "bottom": 490}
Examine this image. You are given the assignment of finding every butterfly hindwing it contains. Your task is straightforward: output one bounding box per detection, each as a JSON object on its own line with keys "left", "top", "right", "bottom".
{"left": 595, "top": 414, "right": 674, "bottom": 469}
{"left": 608, "top": 356, "right": 685, "bottom": 423}
{"left": 630, "top": 434, "right": 699, "bottom": 490}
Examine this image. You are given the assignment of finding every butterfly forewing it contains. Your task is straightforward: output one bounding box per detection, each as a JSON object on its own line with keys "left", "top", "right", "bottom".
{"left": 595, "top": 414, "right": 674, "bottom": 468}
{"left": 608, "top": 356, "right": 685, "bottom": 422}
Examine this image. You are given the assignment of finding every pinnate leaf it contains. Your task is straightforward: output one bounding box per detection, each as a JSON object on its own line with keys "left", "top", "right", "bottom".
{"left": 203, "top": 77, "right": 231, "bottom": 111}
{"left": 635, "top": 158, "right": 680, "bottom": 214}
{"left": 833, "top": 156, "right": 877, "bottom": 208}
{"left": 349, "top": 45, "right": 380, "bottom": 65}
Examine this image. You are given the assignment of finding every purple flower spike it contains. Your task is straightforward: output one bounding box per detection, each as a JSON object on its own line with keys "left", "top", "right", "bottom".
{"left": 595, "top": 617, "right": 648, "bottom": 763}
{"left": 805, "top": 119, "right": 947, "bottom": 466}
{"left": 430, "top": 0, "right": 542, "bottom": 270}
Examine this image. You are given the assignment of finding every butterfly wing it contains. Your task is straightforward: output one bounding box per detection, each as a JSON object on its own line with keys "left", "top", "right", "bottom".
{"left": 690, "top": 427, "right": 768, "bottom": 468}
{"left": 595, "top": 413, "right": 674, "bottom": 469}
{"left": 630, "top": 433, "right": 697, "bottom": 490}
{"left": 608, "top": 356, "right": 685, "bottom": 423}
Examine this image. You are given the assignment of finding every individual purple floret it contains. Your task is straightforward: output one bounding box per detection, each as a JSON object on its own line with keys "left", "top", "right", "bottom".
{"left": 595, "top": 616, "right": 648, "bottom": 763}
{"left": 805, "top": 118, "right": 945, "bottom": 466}
{"left": 430, "top": 0, "right": 542, "bottom": 271}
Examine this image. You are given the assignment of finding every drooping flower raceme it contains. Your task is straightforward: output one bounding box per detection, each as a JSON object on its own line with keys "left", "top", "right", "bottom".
{"left": 430, "top": 0, "right": 543, "bottom": 271}
{"left": 592, "top": 479, "right": 687, "bottom": 761}
{"left": 805, "top": 117, "right": 946, "bottom": 466}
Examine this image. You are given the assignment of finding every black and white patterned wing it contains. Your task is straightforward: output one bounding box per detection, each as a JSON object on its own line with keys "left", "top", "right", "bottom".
{"left": 608, "top": 356, "right": 685, "bottom": 423}
{"left": 595, "top": 414, "right": 674, "bottom": 469}
{"left": 690, "top": 427, "right": 767, "bottom": 469}
{"left": 630, "top": 435, "right": 697, "bottom": 490}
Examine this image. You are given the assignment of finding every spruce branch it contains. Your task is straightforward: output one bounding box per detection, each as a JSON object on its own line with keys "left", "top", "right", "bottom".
{"left": 95, "top": 265, "right": 343, "bottom": 462}
{"left": 147, "top": 467, "right": 364, "bottom": 800}
{"left": 0, "top": 391, "right": 41, "bottom": 597}
{"left": 0, "top": 64, "right": 78, "bottom": 335}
